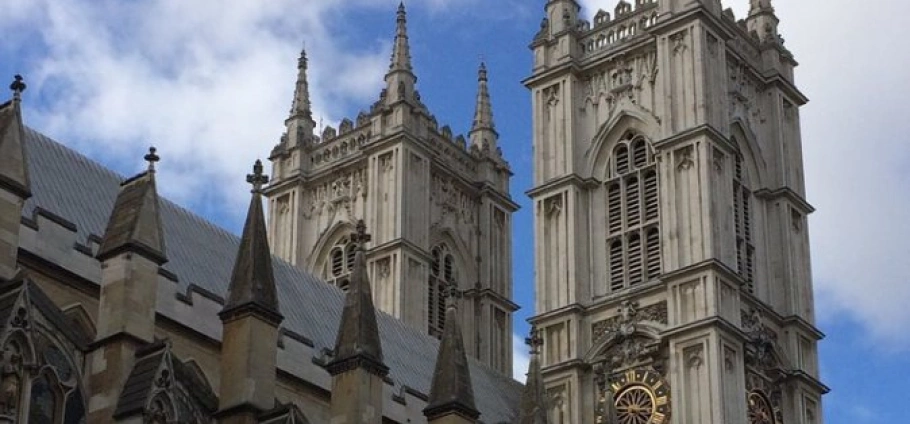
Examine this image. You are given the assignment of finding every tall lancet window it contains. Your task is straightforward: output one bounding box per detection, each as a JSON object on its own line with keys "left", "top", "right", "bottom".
{"left": 606, "top": 133, "right": 661, "bottom": 293}
{"left": 733, "top": 153, "right": 755, "bottom": 292}
{"left": 327, "top": 235, "right": 358, "bottom": 292}
{"left": 428, "top": 245, "right": 456, "bottom": 339}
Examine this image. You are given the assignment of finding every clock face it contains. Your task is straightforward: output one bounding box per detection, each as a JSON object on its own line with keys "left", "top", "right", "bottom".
{"left": 748, "top": 391, "right": 776, "bottom": 424}
{"left": 609, "top": 369, "right": 670, "bottom": 424}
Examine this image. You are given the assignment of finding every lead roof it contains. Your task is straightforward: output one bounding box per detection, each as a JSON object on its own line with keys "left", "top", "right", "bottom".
{"left": 21, "top": 128, "right": 520, "bottom": 423}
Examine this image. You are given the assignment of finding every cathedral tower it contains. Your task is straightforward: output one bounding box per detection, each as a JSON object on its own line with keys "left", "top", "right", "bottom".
{"left": 265, "top": 4, "right": 518, "bottom": 374}
{"left": 526, "top": 0, "right": 825, "bottom": 422}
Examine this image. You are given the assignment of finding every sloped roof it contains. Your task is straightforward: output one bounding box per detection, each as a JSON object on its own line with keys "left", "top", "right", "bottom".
{"left": 21, "top": 128, "right": 521, "bottom": 423}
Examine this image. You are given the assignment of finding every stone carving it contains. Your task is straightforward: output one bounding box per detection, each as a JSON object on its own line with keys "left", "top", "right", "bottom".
{"left": 728, "top": 59, "right": 767, "bottom": 127}
{"left": 431, "top": 175, "right": 475, "bottom": 225}
{"left": 0, "top": 346, "right": 22, "bottom": 416}
{"left": 676, "top": 146, "right": 694, "bottom": 171}
{"left": 671, "top": 30, "right": 688, "bottom": 55}
{"left": 582, "top": 50, "right": 659, "bottom": 121}
{"left": 306, "top": 168, "right": 367, "bottom": 219}
{"left": 377, "top": 258, "right": 391, "bottom": 279}
{"left": 685, "top": 345, "right": 703, "bottom": 370}
{"left": 592, "top": 300, "right": 668, "bottom": 341}
{"left": 741, "top": 308, "right": 778, "bottom": 370}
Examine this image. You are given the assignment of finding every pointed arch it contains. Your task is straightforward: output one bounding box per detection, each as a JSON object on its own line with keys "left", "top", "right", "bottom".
{"left": 428, "top": 227, "right": 475, "bottom": 286}
{"left": 583, "top": 323, "right": 663, "bottom": 364}
{"left": 61, "top": 304, "right": 96, "bottom": 342}
{"left": 585, "top": 110, "right": 661, "bottom": 180}
{"left": 730, "top": 119, "right": 767, "bottom": 188}
{"left": 307, "top": 220, "right": 357, "bottom": 281}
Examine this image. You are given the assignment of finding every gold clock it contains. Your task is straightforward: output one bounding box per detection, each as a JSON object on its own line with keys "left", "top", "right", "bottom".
{"left": 747, "top": 390, "right": 776, "bottom": 424}
{"left": 609, "top": 369, "right": 670, "bottom": 424}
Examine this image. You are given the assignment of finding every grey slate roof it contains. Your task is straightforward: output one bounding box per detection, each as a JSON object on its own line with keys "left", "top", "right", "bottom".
{"left": 21, "top": 128, "right": 521, "bottom": 423}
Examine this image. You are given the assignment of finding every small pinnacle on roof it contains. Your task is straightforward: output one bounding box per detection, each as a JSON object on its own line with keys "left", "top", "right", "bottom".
{"left": 246, "top": 160, "right": 269, "bottom": 193}
{"left": 389, "top": 2, "right": 412, "bottom": 73}
{"left": 9, "top": 75, "right": 26, "bottom": 100}
{"left": 144, "top": 147, "right": 160, "bottom": 172}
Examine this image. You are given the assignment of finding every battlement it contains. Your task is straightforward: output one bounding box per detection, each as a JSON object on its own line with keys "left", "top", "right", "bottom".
{"left": 579, "top": 0, "right": 660, "bottom": 56}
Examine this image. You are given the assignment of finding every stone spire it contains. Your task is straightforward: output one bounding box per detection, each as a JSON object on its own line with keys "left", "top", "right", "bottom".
{"left": 746, "top": 0, "right": 780, "bottom": 44}
{"left": 0, "top": 75, "right": 31, "bottom": 280}
{"left": 389, "top": 2, "right": 413, "bottom": 75}
{"left": 215, "top": 160, "right": 284, "bottom": 421}
{"left": 424, "top": 285, "right": 479, "bottom": 423}
{"left": 289, "top": 48, "right": 313, "bottom": 122}
{"left": 0, "top": 75, "right": 31, "bottom": 199}
{"left": 220, "top": 159, "right": 282, "bottom": 322}
{"left": 96, "top": 147, "right": 167, "bottom": 265}
{"left": 384, "top": 2, "right": 417, "bottom": 105}
{"left": 469, "top": 61, "right": 498, "bottom": 151}
{"left": 326, "top": 220, "right": 387, "bottom": 376}
{"left": 515, "top": 328, "right": 548, "bottom": 424}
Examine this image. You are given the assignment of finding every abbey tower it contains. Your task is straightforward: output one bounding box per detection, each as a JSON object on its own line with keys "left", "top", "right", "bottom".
{"left": 263, "top": 5, "right": 518, "bottom": 374}
{"left": 525, "top": 0, "right": 825, "bottom": 422}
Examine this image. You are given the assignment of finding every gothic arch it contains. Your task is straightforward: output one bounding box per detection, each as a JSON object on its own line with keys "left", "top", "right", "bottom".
{"left": 585, "top": 110, "right": 661, "bottom": 180}
{"left": 61, "top": 303, "right": 96, "bottom": 342}
{"left": 307, "top": 220, "right": 357, "bottom": 276}
{"left": 584, "top": 322, "right": 663, "bottom": 365}
{"left": 730, "top": 119, "right": 767, "bottom": 188}
{"left": 428, "top": 228, "right": 475, "bottom": 287}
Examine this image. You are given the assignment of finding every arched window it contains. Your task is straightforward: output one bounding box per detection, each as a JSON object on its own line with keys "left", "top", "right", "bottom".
{"left": 428, "top": 245, "right": 456, "bottom": 339}
{"left": 605, "top": 133, "right": 661, "bottom": 292}
{"left": 733, "top": 153, "right": 755, "bottom": 292}
{"left": 326, "top": 235, "right": 358, "bottom": 291}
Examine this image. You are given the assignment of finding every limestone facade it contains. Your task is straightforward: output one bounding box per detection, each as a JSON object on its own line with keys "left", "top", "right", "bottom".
{"left": 526, "top": 0, "right": 825, "bottom": 422}
{"left": 264, "top": 5, "right": 518, "bottom": 373}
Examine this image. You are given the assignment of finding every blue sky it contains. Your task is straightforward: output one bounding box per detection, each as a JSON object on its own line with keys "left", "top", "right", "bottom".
{"left": 2, "top": 0, "right": 908, "bottom": 422}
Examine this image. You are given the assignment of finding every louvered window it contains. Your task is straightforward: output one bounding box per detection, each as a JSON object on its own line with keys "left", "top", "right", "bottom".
{"left": 326, "top": 236, "right": 357, "bottom": 291}
{"left": 429, "top": 245, "right": 456, "bottom": 339}
{"left": 733, "top": 153, "right": 756, "bottom": 292}
{"left": 605, "top": 134, "right": 661, "bottom": 293}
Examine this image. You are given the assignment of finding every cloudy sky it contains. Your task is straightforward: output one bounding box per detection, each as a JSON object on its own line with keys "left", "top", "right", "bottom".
{"left": 2, "top": 0, "right": 908, "bottom": 421}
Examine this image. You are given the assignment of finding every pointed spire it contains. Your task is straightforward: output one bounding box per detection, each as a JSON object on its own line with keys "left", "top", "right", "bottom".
{"left": 390, "top": 2, "right": 413, "bottom": 74}
{"left": 220, "top": 160, "right": 282, "bottom": 323}
{"left": 424, "top": 284, "right": 479, "bottom": 422}
{"left": 326, "top": 220, "right": 388, "bottom": 377}
{"left": 0, "top": 75, "right": 31, "bottom": 200}
{"left": 516, "top": 328, "right": 548, "bottom": 424}
{"left": 289, "top": 47, "right": 313, "bottom": 121}
{"left": 471, "top": 61, "right": 496, "bottom": 136}
{"left": 96, "top": 147, "right": 166, "bottom": 265}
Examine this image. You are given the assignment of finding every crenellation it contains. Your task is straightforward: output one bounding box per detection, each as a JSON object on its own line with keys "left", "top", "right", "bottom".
{"left": 581, "top": 0, "right": 659, "bottom": 56}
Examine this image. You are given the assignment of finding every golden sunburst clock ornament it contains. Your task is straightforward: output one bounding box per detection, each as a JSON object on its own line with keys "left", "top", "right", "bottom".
{"left": 609, "top": 369, "right": 670, "bottom": 424}
{"left": 748, "top": 390, "right": 776, "bottom": 424}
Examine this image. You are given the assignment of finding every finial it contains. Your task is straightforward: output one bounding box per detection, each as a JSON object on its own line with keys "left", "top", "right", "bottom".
{"left": 478, "top": 60, "right": 488, "bottom": 82}
{"left": 398, "top": 1, "right": 406, "bottom": 16}
{"left": 144, "top": 147, "right": 160, "bottom": 172}
{"left": 525, "top": 327, "right": 543, "bottom": 355}
{"left": 9, "top": 75, "right": 26, "bottom": 100}
{"left": 246, "top": 159, "right": 269, "bottom": 193}
{"left": 351, "top": 219, "right": 372, "bottom": 247}
{"left": 298, "top": 47, "right": 308, "bottom": 70}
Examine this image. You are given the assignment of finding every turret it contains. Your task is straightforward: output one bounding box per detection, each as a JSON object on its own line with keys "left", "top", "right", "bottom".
{"left": 424, "top": 286, "right": 479, "bottom": 424}
{"left": 89, "top": 147, "right": 167, "bottom": 423}
{"left": 0, "top": 75, "right": 31, "bottom": 280}
{"left": 326, "top": 220, "right": 388, "bottom": 424}
{"left": 469, "top": 62, "right": 498, "bottom": 155}
{"left": 384, "top": 2, "right": 417, "bottom": 106}
{"left": 515, "top": 329, "right": 547, "bottom": 424}
{"left": 216, "top": 160, "right": 284, "bottom": 424}
{"left": 746, "top": 0, "right": 778, "bottom": 43}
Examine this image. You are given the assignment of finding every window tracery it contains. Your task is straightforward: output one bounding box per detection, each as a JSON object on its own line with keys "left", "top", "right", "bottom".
{"left": 326, "top": 235, "right": 359, "bottom": 292}
{"left": 606, "top": 133, "right": 661, "bottom": 293}
{"left": 733, "top": 150, "right": 755, "bottom": 292}
{"left": 428, "top": 244, "right": 456, "bottom": 338}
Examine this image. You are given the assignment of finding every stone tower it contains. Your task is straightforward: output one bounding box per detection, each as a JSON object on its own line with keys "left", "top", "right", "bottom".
{"left": 265, "top": 4, "right": 518, "bottom": 374}
{"left": 526, "top": 0, "right": 825, "bottom": 423}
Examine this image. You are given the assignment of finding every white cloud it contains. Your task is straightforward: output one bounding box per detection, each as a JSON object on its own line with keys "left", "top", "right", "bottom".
{"left": 512, "top": 333, "right": 530, "bottom": 382}
{"left": 0, "top": 0, "right": 471, "bottom": 221}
